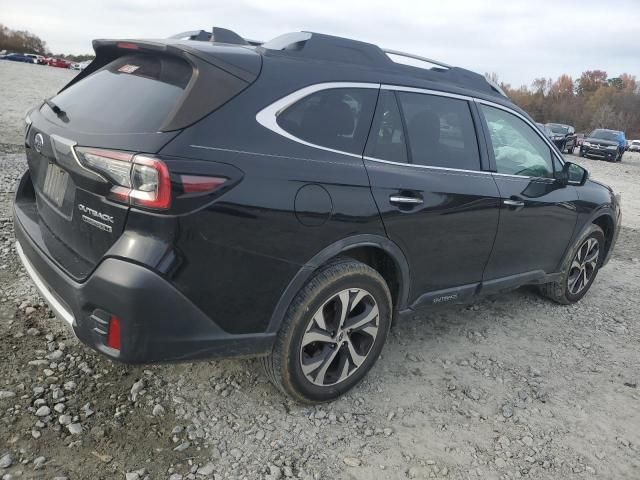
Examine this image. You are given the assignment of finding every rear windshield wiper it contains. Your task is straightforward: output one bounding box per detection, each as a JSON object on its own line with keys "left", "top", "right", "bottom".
{"left": 43, "top": 98, "right": 66, "bottom": 117}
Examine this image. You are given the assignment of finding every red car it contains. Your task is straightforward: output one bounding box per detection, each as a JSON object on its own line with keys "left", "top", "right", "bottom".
{"left": 47, "top": 58, "right": 71, "bottom": 68}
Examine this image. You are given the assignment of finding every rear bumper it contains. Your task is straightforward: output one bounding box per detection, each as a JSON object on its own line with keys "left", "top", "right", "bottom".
{"left": 13, "top": 204, "right": 275, "bottom": 364}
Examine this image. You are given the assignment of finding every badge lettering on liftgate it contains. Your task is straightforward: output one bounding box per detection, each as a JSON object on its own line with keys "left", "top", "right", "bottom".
{"left": 77, "top": 204, "right": 114, "bottom": 233}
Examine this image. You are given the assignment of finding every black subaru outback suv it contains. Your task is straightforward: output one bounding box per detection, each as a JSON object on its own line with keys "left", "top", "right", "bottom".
{"left": 15, "top": 29, "right": 621, "bottom": 403}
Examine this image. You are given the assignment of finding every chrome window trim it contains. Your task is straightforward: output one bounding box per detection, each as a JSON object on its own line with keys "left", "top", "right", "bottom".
{"left": 363, "top": 156, "right": 530, "bottom": 179}
{"left": 255, "top": 82, "right": 380, "bottom": 159}
{"left": 381, "top": 84, "right": 473, "bottom": 101}
{"left": 254, "top": 81, "right": 558, "bottom": 179}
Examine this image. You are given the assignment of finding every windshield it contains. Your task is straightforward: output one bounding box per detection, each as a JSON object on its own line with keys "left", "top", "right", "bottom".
{"left": 547, "top": 124, "right": 569, "bottom": 134}
{"left": 590, "top": 129, "right": 619, "bottom": 142}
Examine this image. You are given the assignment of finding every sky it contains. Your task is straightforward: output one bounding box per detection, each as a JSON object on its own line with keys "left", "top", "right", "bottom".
{"left": 3, "top": 0, "right": 639, "bottom": 87}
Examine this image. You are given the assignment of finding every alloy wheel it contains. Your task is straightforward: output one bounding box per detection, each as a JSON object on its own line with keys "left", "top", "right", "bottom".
{"left": 299, "top": 288, "right": 379, "bottom": 387}
{"left": 567, "top": 237, "right": 600, "bottom": 295}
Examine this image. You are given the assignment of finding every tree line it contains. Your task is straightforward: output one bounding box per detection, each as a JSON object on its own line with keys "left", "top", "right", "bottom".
{"left": 0, "top": 23, "right": 93, "bottom": 62}
{"left": 488, "top": 71, "right": 640, "bottom": 138}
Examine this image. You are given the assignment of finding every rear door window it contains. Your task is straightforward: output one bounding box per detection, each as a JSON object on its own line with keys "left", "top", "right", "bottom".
{"left": 396, "top": 92, "right": 481, "bottom": 170}
{"left": 365, "top": 91, "right": 407, "bottom": 163}
{"left": 276, "top": 88, "right": 378, "bottom": 155}
{"left": 42, "top": 54, "right": 192, "bottom": 134}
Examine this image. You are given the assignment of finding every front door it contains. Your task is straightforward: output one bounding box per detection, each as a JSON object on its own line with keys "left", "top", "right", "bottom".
{"left": 363, "top": 89, "right": 501, "bottom": 307}
{"left": 478, "top": 103, "right": 578, "bottom": 280}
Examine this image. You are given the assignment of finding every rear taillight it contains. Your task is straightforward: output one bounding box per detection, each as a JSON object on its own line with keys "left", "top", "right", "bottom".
{"left": 76, "top": 147, "right": 172, "bottom": 209}
{"left": 74, "top": 147, "right": 227, "bottom": 210}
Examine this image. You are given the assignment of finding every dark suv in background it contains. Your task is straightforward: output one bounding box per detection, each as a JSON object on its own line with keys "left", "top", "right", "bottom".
{"left": 546, "top": 123, "right": 577, "bottom": 153}
{"left": 580, "top": 129, "right": 626, "bottom": 161}
{"left": 15, "top": 29, "right": 621, "bottom": 402}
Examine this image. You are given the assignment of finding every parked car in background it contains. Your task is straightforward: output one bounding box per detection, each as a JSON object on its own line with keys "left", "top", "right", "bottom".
{"left": 1, "top": 53, "right": 34, "bottom": 63}
{"left": 15, "top": 29, "right": 621, "bottom": 402}
{"left": 24, "top": 54, "right": 47, "bottom": 65}
{"left": 628, "top": 140, "right": 640, "bottom": 152}
{"left": 546, "top": 123, "right": 577, "bottom": 153}
{"left": 580, "top": 129, "right": 626, "bottom": 162}
{"left": 69, "top": 60, "right": 91, "bottom": 71}
{"left": 47, "top": 57, "right": 71, "bottom": 68}
{"left": 536, "top": 122, "right": 553, "bottom": 139}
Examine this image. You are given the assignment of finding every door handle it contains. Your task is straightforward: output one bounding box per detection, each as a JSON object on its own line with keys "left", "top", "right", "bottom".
{"left": 390, "top": 195, "right": 423, "bottom": 205}
{"left": 503, "top": 199, "right": 525, "bottom": 207}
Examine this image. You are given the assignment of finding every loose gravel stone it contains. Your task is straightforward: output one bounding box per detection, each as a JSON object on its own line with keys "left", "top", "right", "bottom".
{"left": 67, "top": 423, "right": 82, "bottom": 435}
{"left": 197, "top": 463, "right": 215, "bottom": 476}
{"left": 343, "top": 457, "right": 362, "bottom": 467}
{"left": 152, "top": 404, "right": 165, "bottom": 416}
{"left": 0, "top": 453, "right": 13, "bottom": 469}
{"left": 35, "top": 406, "right": 50, "bottom": 417}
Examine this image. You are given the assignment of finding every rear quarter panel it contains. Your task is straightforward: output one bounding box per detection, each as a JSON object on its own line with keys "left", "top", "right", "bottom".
{"left": 159, "top": 73, "right": 386, "bottom": 334}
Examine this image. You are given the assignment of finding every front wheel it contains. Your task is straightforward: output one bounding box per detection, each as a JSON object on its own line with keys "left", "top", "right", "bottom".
{"left": 539, "top": 225, "right": 604, "bottom": 304}
{"left": 261, "top": 258, "right": 392, "bottom": 403}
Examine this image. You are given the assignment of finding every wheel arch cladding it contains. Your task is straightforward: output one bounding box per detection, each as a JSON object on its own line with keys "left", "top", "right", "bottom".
{"left": 266, "top": 234, "right": 410, "bottom": 333}
{"left": 592, "top": 214, "right": 615, "bottom": 261}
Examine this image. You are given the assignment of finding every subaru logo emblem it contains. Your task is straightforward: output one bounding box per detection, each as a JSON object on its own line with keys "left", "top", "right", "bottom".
{"left": 34, "top": 133, "right": 44, "bottom": 153}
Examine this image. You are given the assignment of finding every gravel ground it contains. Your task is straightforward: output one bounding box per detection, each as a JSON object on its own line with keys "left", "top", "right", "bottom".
{"left": 1, "top": 61, "right": 639, "bottom": 480}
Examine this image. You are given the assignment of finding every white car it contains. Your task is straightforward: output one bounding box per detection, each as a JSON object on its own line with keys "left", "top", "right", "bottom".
{"left": 70, "top": 60, "right": 91, "bottom": 70}
{"left": 23, "top": 53, "right": 46, "bottom": 65}
{"left": 629, "top": 140, "right": 640, "bottom": 153}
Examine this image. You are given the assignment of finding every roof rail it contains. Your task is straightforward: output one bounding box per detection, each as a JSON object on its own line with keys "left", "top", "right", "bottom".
{"left": 484, "top": 77, "right": 508, "bottom": 98}
{"left": 167, "top": 30, "right": 507, "bottom": 99}
{"left": 383, "top": 49, "right": 452, "bottom": 70}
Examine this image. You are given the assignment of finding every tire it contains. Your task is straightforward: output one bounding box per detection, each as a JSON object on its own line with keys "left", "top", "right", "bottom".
{"left": 579, "top": 149, "right": 585, "bottom": 158}
{"left": 539, "top": 225, "right": 605, "bottom": 304}
{"left": 261, "top": 258, "right": 392, "bottom": 403}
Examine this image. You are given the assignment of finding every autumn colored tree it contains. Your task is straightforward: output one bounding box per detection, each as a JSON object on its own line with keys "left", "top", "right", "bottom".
{"left": 495, "top": 71, "right": 640, "bottom": 139}
{"left": 576, "top": 70, "right": 608, "bottom": 95}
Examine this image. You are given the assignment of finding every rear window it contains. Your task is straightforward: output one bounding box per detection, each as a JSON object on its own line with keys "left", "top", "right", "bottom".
{"left": 43, "top": 54, "right": 192, "bottom": 134}
{"left": 276, "top": 88, "right": 377, "bottom": 155}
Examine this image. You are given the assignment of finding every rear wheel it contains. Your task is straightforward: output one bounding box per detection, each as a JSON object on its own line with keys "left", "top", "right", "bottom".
{"left": 539, "top": 225, "right": 604, "bottom": 304}
{"left": 261, "top": 258, "right": 392, "bottom": 403}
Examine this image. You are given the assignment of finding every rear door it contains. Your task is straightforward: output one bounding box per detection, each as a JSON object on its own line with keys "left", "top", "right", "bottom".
{"left": 477, "top": 102, "right": 578, "bottom": 281}
{"left": 364, "top": 88, "right": 501, "bottom": 307}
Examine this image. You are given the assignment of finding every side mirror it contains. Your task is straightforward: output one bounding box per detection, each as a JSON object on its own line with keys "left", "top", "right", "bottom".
{"left": 557, "top": 162, "right": 588, "bottom": 186}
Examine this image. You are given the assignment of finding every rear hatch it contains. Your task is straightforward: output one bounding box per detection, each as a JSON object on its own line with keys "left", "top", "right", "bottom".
{"left": 21, "top": 40, "right": 259, "bottom": 281}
